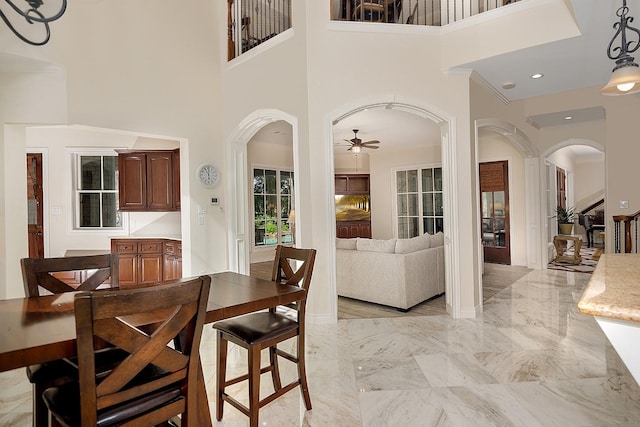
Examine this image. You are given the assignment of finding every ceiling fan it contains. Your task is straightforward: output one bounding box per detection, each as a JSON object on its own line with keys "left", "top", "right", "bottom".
{"left": 343, "top": 129, "right": 380, "bottom": 154}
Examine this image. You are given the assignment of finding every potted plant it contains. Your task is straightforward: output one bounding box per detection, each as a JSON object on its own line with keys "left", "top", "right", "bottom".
{"left": 556, "top": 206, "right": 576, "bottom": 235}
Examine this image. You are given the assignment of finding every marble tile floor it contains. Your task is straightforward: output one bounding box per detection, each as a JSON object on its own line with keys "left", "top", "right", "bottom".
{"left": 2, "top": 267, "right": 640, "bottom": 426}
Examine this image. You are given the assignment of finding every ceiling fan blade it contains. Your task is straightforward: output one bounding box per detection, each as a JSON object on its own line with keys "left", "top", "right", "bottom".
{"left": 362, "top": 140, "right": 380, "bottom": 145}
{"left": 364, "top": 145, "right": 379, "bottom": 149}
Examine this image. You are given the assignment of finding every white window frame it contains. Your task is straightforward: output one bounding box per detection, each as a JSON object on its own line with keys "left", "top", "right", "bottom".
{"left": 71, "top": 150, "right": 123, "bottom": 231}
{"left": 393, "top": 163, "right": 444, "bottom": 238}
{"left": 251, "top": 165, "right": 295, "bottom": 249}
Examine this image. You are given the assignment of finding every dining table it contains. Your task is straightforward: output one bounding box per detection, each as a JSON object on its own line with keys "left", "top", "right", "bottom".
{"left": 0, "top": 271, "right": 306, "bottom": 427}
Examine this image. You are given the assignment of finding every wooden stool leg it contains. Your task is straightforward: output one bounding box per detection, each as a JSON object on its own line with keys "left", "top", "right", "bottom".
{"left": 216, "top": 332, "right": 228, "bottom": 421}
{"left": 269, "top": 346, "right": 282, "bottom": 391}
{"left": 297, "top": 336, "right": 312, "bottom": 410}
{"left": 32, "top": 382, "right": 49, "bottom": 427}
{"left": 248, "top": 345, "right": 261, "bottom": 427}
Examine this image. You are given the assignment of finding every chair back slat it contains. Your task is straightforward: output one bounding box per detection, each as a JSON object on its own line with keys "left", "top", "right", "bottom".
{"left": 271, "top": 246, "right": 316, "bottom": 291}
{"left": 270, "top": 246, "right": 316, "bottom": 314}
{"left": 21, "top": 254, "right": 120, "bottom": 297}
{"left": 74, "top": 275, "right": 211, "bottom": 425}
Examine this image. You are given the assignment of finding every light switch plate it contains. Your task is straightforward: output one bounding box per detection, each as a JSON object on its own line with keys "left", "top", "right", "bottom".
{"left": 620, "top": 200, "right": 629, "bottom": 209}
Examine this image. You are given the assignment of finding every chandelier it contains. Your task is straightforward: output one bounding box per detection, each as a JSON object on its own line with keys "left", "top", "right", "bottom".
{"left": 602, "top": 0, "right": 640, "bottom": 95}
{"left": 0, "top": 0, "right": 67, "bottom": 46}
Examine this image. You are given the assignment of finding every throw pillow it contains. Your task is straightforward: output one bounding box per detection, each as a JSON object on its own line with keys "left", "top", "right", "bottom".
{"left": 395, "top": 233, "right": 431, "bottom": 254}
{"left": 336, "top": 238, "right": 358, "bottom": 250}
{"left": 356, "top": 238, "right": 396, "bottom": 253}
{"left": 431, "top": 232, "right": 444, "bottom": 247}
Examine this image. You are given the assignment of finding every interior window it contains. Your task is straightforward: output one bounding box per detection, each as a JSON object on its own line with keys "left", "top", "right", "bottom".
{"left": 396, "top": 166, "right": 443, "bottom": 238}
{"left": 75, "top": 153, "right": 121, "bottom": 229}
{"left": 253, "top": 168, "right": 294, "bottom": 247}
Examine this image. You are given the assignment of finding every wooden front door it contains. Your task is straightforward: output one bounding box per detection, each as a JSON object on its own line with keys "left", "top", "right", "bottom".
{"left": 480, "top": 161, "right": 511, "bottom": 264}
{"left": 556, "top": 167, "right": 566, "bottom": 210}
{"left": 27, "top": 153, "right": 44, "bottom": 258}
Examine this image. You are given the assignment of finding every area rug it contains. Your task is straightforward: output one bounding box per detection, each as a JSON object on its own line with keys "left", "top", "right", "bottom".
{"left": 548, "top": 245, "right": 600, "bottom": 274}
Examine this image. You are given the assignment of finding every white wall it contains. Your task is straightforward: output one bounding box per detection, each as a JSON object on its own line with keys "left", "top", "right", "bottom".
{"left": 0, "top": 69, "right": 67, "bottom": 300}
{"left": 574, "top": 158, "right": 605, "bottom": 210}
{"left": 334, "top": 153, "right": 370, "bottom": 174}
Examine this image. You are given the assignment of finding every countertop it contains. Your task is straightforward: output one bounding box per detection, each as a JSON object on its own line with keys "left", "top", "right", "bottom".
{"left": 109, "top": 235, "right": 181, "bottom": 241}
{"left": 64, "top": 249, "right": 111, "bottom": 257}
{"left": 577, "top": 253, "right": 640, "bottom": 323}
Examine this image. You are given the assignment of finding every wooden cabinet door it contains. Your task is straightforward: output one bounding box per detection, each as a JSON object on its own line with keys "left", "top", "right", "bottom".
{"left": 118, "top": 153, "right": 147, "bottom": 211}
{"left": 118, "top": 254, "right": 138, "bottom": 287}
{"left": 137, "top": 240, "right": 163, "bottom": 284}
{"left": 163, "top": 254, "right": 175, "bottom": 281}
{"left": 147, "top": 152, "right": 173, "bottom": 211}
{"left": 138, "top": 254, "right": 163, "bottom": 285}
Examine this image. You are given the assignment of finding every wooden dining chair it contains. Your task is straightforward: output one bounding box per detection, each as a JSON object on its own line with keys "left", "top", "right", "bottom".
{"left": 213, "top": 245, "right": 317, "bottom": 427}
{"left": 21, "top": 253, "right": 120, "bottom": 296}
{"left": 20, "top": 254, "right": 120, "bottom": 427}
{"left": 42, "top": 275, "right": 211, "bottom": 427}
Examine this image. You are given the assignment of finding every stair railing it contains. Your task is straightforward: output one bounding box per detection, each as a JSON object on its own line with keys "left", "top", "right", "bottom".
{"left": 613, "top": 209, "right": 640, "bottom": 253}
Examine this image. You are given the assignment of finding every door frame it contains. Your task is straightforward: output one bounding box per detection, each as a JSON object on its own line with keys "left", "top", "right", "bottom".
{"left": 479, "top": 160, "right": 511, "bottom": 265}
{"left": 27, "top": 153, "right": 44, "bottom": 258}
{"left": 26, "top": 148, "right": 49, "bottom": 258}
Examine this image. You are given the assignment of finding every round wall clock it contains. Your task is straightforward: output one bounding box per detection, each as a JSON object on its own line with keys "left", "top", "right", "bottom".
{"left": 196, "top": 163, "right": 219, "bottom": 187}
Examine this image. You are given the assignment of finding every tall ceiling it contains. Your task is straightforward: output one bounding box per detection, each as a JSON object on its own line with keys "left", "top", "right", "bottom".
{"left": 330, "top": 0, "right": 632, "bottom": 158}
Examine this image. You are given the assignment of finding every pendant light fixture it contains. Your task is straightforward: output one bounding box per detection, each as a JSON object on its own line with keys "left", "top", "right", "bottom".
{"left": 602, "top": 0, "right": 640, "bottom": 95}
{"left": 0, "top": 0, "right": 67, "bottom": 46}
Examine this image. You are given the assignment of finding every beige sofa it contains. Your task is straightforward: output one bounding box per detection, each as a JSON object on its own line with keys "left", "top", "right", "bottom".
{"left": 336, "top": 233, "right": 445, "bottom": 311}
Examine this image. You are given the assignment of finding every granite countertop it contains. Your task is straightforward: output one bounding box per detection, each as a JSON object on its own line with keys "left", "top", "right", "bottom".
{"left": 577, "top": 253, "right": 640, "bottom": 323}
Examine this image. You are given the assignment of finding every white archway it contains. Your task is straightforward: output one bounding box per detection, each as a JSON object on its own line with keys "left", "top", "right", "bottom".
{"left": 226, "top": 109, "right": 299, "bottom": 275}
{"left": 541, "top": 138, "right": 605, "bottom": 264}
{"left": 327, "top": 97, "right": 467, "bottom": 318}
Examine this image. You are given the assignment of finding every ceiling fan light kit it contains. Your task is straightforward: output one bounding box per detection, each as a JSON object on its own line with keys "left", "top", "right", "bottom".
{"left": 602, "top": 0, "right": 640, "bottom": 96}
{"left": 344, "top": 129, "right": 380, "bottom": 156}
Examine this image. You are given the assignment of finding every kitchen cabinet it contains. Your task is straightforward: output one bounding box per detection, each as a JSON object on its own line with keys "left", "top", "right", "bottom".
{"left": 335, "top": 174, "right": 372, "bottom": 238}
{"left": 336, "top": 221, "right": 372, "bottom": 238}
{"left": 117, "top": 149, "right": 180, "bottom": 211}
{"left": 163, "top": 240, "right": 182, "bottom": 281}
{"left": 111, "top": 239, "right": 165, "bottom": 286}
{"left": 334, "top": 174, "right": 370, "bottom": 195}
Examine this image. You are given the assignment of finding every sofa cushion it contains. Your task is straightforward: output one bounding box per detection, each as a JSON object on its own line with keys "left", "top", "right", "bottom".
{"left": 336, "top": 238, "right": 358, "bottom": 250}
{"left": 431, "top": 232, "right": 444, "bottom": 247}
{"left": 395, "top": 233, "right": 431, "bottom": 254}
{"left": 356, "top": 238, "right": 396, "bottom": 253}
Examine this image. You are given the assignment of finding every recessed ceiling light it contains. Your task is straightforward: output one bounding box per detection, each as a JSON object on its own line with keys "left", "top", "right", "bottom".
{"left": 501, "top": 81, "right": 516, "bottom": 89}
{"left": 531, "top": 73, "right": 544, "bottom": 79}
{"left": 564, "top": 116, "right": 573, "bottom": 120}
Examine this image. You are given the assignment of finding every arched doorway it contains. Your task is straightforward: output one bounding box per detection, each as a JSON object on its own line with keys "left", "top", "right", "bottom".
{"left": 475, "top": 119, "right": 541, "bottom": 271}
{"left": 541, "top": 139, "right": 605, "bottom": 265}
{"left": 226, "top": 110, "right": 299, "bottom": 275}
{"left": 328, "top": 100, "right": 463, "bottom": 318}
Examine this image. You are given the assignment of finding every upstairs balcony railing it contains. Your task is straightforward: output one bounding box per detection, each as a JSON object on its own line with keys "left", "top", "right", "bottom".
{"left": 332, "top": 0, "right": 519, "bottom": 26}
{"left": 227, "top": 0, "right": 519, "bottom": 60}
{"left": 228, "top": 0, "right": 292, "bottom": 60}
